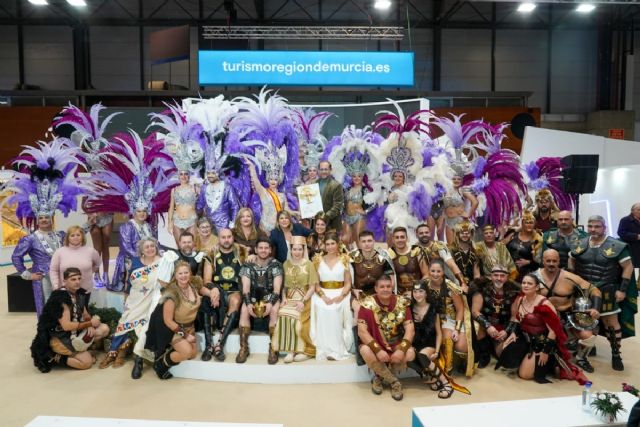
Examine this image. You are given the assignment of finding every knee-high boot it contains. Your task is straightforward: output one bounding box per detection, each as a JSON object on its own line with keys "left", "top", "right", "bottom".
{"left": 201, "top": 313, "right": 213, "bottom": 361}
{"left": 476, "top": 337, "right": 493, "bottom": 369}
{"left": 154, "top": 351, "right": 179, "bottom": 380}
{"left": 443, "top": 337, "right": 454, "bottom": 374}
{"left": 533, "top": 354, "right": 552, "bottom": 384}
{"left": 268, "top": 326, "right": 279, "bottom": 365}
{"left": 608, "top": 327, "right": 624, "bottom": 371}
{"left": 235, "top": 326, "right": 251, "bottom": 364}
{"left": 214, "top": 311, "right": 239, "bottom": 362}
{"left": 575, "top": 335, "right": 596, "bottom": 373}
{"left": 369, "top": 360, "right": 403, "bottom": 401}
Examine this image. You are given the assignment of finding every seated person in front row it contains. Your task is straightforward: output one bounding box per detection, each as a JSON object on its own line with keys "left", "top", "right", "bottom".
{"left": 145, "top": 261, "right": 202, "bottom": 380}
{"left": 357, "top": 274, "right": 415, "bottom": 401}
{"left": 31, "top": 267, "right": 110, "bottom": 372}
{"left": 237, "top": 237, "right": 284, "bottom": 365}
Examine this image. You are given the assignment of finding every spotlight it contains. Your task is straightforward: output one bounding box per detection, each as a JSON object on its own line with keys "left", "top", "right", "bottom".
{"left": 576, "top": 3, "right": 596, "bottom": 13}
{"left": 28, "top": 0, "right": 48, "bottom": 5}
{"left": 374, "top": 0, "right": 392, "bottom": 10}
{"left": 517, "top": 2, "right": 536, "bottom": 13}
{"left": 66, "top": 0, "right": 87, "bottom": 6}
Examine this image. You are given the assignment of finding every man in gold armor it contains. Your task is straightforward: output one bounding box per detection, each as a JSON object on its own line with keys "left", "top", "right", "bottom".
{"left": 357, "top": 274, "right": 415, "bottom": 401}
{"left": 387, "top": 227, "right": 429, "bottom": 296}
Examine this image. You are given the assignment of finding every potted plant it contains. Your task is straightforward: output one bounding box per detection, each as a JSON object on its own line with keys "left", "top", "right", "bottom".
{"left": 591, "top": 391, "right": 625, "bottom": 423}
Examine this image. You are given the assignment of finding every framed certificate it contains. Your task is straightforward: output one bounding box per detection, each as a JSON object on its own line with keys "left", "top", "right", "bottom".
{"left": 297, "top": 183, "right": 324, "bottom": 219}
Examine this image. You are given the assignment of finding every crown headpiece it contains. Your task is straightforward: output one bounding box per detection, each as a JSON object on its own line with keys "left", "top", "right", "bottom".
{"left": 256, "top": 145, "right": 287, "bottom": 184}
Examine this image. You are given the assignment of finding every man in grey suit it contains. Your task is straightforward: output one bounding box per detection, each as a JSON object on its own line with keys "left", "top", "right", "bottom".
{"left": 318, "top": 161, "right": 344, "bottom": 233}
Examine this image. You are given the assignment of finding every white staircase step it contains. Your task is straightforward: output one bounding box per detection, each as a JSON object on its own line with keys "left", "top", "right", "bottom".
{"left": 196, "top": 331, "right": 271, "bottom": 354}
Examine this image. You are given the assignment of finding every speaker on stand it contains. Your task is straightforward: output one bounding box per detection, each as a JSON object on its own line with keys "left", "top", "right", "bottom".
{"left": 560, "top": 155, "right": 600, "bottom": 225}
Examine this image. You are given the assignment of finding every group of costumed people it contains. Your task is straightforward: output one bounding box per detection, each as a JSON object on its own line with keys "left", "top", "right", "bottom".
{"left": 8, "top": 88, "right": 636, "bottom": 402}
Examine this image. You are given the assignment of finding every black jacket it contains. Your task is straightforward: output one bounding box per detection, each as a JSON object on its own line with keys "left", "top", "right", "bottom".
{"left": 269, "top": 223, "right": 311, "bottom": 263}
{"left": 617, "top": 214, "right": 640, "bottom": 267}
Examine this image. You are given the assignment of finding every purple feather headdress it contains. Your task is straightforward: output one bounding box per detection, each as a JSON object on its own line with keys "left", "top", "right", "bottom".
{"left": 524, "top": 157, "right": 574, "bottom": 211}
{"left": 53, "top": 103, "right": 121, "bottom": 171}
{"left": 293, "top": 108, "right": 334, "bottom": 168}
{"left": 374, "top": 100, "right": 432, "bottom": 136}
{"left": 83, "top": 130, "right": 177, "bottom": 217}
{"left": 148, "top": 102, "right": 206, "bottom": 174}
{"left": 432, "top": 114, "right": 485, "bottom": 152}
{"left": 7, "top": 138, "right": 83, "bottom": 223}
{"left": 468, "top": 149, "right": 527, "bottom": 226}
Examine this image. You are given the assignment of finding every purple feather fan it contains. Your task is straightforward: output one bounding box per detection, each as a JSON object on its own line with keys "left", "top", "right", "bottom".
{"left": 432, "top": 114, "right": 485, "bottom": 150}
{"left": 535, "top": 157, "right": 574, "bottom": 211}
{"left": 321, "top": 135, "right": 342, "bottom": 162}
{"left": 374, "top": 109, "right": 433, "bottom": 136}
{"left": 366, "top": 205, "right": 388, "bottom": 242}
{"left": 408, "top": 184, "right": 433, "bottom": 222}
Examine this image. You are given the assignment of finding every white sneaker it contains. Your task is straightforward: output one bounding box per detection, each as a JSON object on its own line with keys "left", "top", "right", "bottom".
{"left": 284, "top": 353, "right": 295, "bottom": 363}
{"left": 293, "top": 353, "right": 310, "bottom": 362}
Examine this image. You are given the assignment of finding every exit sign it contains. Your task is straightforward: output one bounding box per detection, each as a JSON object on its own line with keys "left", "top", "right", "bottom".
{"left": 608, "top": 129, "right": 625, "bottom": 139}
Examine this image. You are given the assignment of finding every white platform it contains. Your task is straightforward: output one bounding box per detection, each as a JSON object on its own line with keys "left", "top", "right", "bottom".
{"left": 195, "top": 331, "right": 271, "bottom": 354}
{"left": 25, "top": 416, "right": 281, "bottom": 427}
{"left": 412, "top": 393, "right": 638, "bottom": 427}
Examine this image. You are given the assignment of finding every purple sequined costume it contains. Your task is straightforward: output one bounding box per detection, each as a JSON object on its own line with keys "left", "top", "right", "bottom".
{"left": 196, "top": 180, "right": 239, "bottom": 232}
{"left": 110, "top": 220, "right": 155, "bottom": 292}
{"left": 12, "top": 231, "right": 65, "bottom": 317}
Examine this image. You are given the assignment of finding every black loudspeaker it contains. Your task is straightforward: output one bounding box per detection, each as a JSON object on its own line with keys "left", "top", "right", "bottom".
{"left": 560, "top": 155, "right": 599, "bottom": 194}
{"left": 7, "top": 273, "right": 36, "bottom": 312}
{"left": 510, "top": 112, "right": 537, "bottom": 139}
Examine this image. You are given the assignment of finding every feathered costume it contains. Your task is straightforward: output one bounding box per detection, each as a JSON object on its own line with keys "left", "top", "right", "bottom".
{"left": 148, "top": 102, "right": 206, "bottom": 176}
{"left": 52, "top": 102, "right": 121, "bottom": 172}
{"left": 227, "top": 88, "right": 299, "bottom": 232}
{"left": 8, "top": 138, "right": 82, "bottom": 316}
{"left": 293, "top": 108, "right": 333, "bottom": 176}
{"left": 370, "top": 103, "right": 453, "bottom": 242}
{"left": 323, "top": 125, "right": 382, "bottom": 230}
{"left": 83, "top": 130, "right": 177, "bottom": 291}
{"left": 434, "top": 114, "right": 526, "bottom": 228}
{"left": 523, "top": 157, "right": 574, "bottom": 212}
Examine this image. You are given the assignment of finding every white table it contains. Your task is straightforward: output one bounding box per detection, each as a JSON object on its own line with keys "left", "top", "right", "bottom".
{"left": 25, "top": 416, "right": 282, "bottom": 427}
{"left": 412, "top": 393, "right": 638, "bottom": 427}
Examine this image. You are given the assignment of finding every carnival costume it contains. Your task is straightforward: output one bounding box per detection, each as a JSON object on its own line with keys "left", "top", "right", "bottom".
{"left": 83, "top": 130, "right": 176, "bottom": 291}
{"left": 227, "top": 88, "right": 299, "bottom": 232}
{"left": 543, "top": 227, "right": 587, "bottom": 269}
{"left": 145, "top": 276, "right": 203, "bottom": 380}
{"left": 506, "top": 211, "right": 542, "bottom": 281}
{"left": 323, "top": 125, "right": 382, "bottom": 230}
{"left": 449, "top": 220, "right": 479, "bottom": 283}
{"left": 475, "top": 225, "right": 518, "bottom": 279}
{"left": 237, "top": 256, "right": 284, "bottom": 364}
{"left": 435, "top": 115, "right": 526, "bottom": 228}
{"left": 272, "top": 238, "right": 318, "bottom": 359}
{"left": 293, "top": 108, "right": 333, "bottom": 179}
{"left": 350, "top": 248, "right": 395, "bottom": 296}
{"left": 311, "top": 253, "right": 354, "bottom": 361}
{"left": 9, "top": 138, "right": 82, "bottom": 316}
{"left": 427, "top": 277, "right": 475, "bottom": 376}
{"left": 388, "top": 245, "right": 426, "bottom": 295}
{"left": 369, "top": 104, "right": 453, "bottom": 243}
{"left": 471, "top": 277, "right": 520, "bottom": 368}
{"left": 30, "top": 287, "right": 90, "bottom": 372}
{"left": 53, "top": 102, "right": 121, "bottom": 235}
{"left": 496, "top": 297, "right": 587, "bottom": 384}
{"left": 523, "top": 157, "right": 574, "bottom": 213}
{"left": 202, "top": 244, "right": 246, "bottom": 361}
{"left": 570, "top": 235, "right": 637, "bottom": 369}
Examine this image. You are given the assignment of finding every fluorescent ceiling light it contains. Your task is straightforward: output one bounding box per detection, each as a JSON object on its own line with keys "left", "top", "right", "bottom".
{"left": 66, "top": 0, "right": 87, "bottom": 6}
{"left": 517, "top": 3, "right": 536, "bottom": 13}
{"left": 576, "top": 4, "right": 596, "bottom": 13}
{"left": 374, "top": 0, "right": 392, "bottom": 10}
{"left": 28, "top": 0, "right": 48, "bottom": 5}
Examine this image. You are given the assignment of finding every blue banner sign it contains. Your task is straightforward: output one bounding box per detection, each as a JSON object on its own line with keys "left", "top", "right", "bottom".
{"left": 198, "top": 50, "right": 414, "bottom": 87}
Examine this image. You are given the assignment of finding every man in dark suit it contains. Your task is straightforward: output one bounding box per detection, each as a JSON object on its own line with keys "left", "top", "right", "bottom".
{"left": 317, "top": 161, "right": 344, "bottom": 233}
{"left": 617, "top": 202, "right": 640, "bottom": 268}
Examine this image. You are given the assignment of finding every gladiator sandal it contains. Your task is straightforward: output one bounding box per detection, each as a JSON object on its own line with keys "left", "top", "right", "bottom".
{"left": 99, "top": 351, "right": 117, "bottom": 369}
{"left": 575, "top": 335, "right": 596, "bottom": 373}
{"left": 153, "top": 351, "right": 178, "bottom": 380}
{"left": 268, "top": 326, "right": 279, "bottom": 365}
{"left": 443, "top": 337, "right": 454, "bottom": 374}
{"left": 201, "top": 313, "right": 213, "bottom": 361}
{"left": 131, "top": 356, "right": 144, "bottom": 379}
{"left": 214, "top": 311, "right": 239, "bottom": 362}
{"left": 608, "top": 327, "right": 624, "bottom": 371}
{"left": 235, "top": 326, "right": 251, "bottom": 364}
{"left": 113, "top": 340, "right": 132, "bottom": 368}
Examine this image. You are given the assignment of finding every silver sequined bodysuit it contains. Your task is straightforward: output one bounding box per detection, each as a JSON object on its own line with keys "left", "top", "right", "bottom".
{"left": 173, "top": 185, "right": 197, "bottom": 229}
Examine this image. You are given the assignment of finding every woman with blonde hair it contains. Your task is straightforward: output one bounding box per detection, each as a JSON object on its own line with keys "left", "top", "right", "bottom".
{"left": 50, "top": 225, "right": 101, "bottom": 295}
{"left": 505, "top": 211, "right": 542, "bottom": 281}
{"left": 195, "top": 216, "right": 218, "bottom": 252}
{"left": 145, "top": 261, "right": 202, "bottom": 379}
{"left": 232, "top": 207, "right": 267, "bottom": 255}
{"left": 273, "top": 236, "right": 318, "bottom": 362}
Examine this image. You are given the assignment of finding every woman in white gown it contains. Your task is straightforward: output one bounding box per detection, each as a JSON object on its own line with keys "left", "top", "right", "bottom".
{"left": 310, "top": 232, "right": 353, "bottom": 361}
